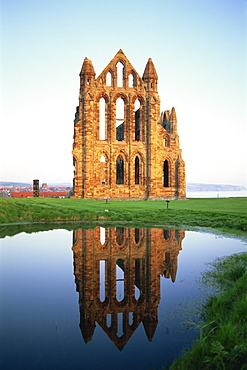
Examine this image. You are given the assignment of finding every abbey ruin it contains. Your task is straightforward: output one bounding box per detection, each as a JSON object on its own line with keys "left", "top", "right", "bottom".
{"left": 72, "top": 50, "right": 186, "bottom": 200}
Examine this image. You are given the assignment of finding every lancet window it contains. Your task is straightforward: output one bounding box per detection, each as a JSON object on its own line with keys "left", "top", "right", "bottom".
{"left": 117, "top": 313, "right": 123, "bottom": 337}
{"left": 116, "top": 258, "right": 124, "bottom": 303}
{"left": 134, "top": 99, "right": 140, "bottom": 141}
{"left": 116, "top": 155, "right": 124, "bottom": 184}
{"left": 134, "top": 156, "right": 140, "bottom": 184}
{"left": 135, "top": 228, "right": 140, "bottom": 244}
{"left": 106, "top": 71, "right": 112, "bottom": 86}
{"left": 99, "top": 98, "right": 106, "bottom": 140}
{"left": 163, "top": 160, "right": 169, "bottom": 187}
{"left": 116, "top": 62, "right": 124, "bottom": 87}
{"left": 164, "top": 229, "right": 170, "bottom": 240}
{"left": 128, "top": 73, "right": 134, "bottom": 87}
{"left": 99, "top": 260, "right": 106, "bottom": 302}
{"left": 116, "top": 97, "right": 124, "bottom": 141}
{"left": 134, "top": 259, "right": 141, "bottom": 300}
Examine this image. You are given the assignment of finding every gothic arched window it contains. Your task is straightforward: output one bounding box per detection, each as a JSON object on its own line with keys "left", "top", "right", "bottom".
{"left": 99, "top": 260, "right": 106, "bottom": 302}
{"left": 134, "top": 259, "right": 140, "bottom": 300}
{"left": 164, "top": 229, "right": 170, "bottom": 240}
{"left": 106, "top": 71, "right": 111, "bottom": 86}
{"left": 135, "top": 228, "right": 140, "bottom": 244}
{"left": 116, "top": 258, "right": 124, "bottom": 303}
{"left": 99, "top": 97, "right": 106, "bottom": 140}
{"left": 134, "top": 99, "right": 140, "bottom": 141}
{"left": 134, "top": 156, "right": 140, "bottom": 184}
{"left": 116, "top": 62, "right": 124, "bottom": 87}
{"left": 116, "top": 155, "right": 124, "bottom": 184}
{"left": 116, "top": 97, "right": 124, "bottom": 141}
{"left": 163, "top": 160, "right": 169, "bottom": 187}
{"left": 128, "top": 73, "right": 134, "bottom": 87}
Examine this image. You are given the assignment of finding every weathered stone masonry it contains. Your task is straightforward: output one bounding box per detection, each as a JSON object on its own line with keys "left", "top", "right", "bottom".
{"left": 72, "top": 49, "right": 186, "bottom": 200}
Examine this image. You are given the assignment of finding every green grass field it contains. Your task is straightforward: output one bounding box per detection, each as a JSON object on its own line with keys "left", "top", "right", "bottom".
{"left": 0, "top": 197, "right": 246, "bottom": 238}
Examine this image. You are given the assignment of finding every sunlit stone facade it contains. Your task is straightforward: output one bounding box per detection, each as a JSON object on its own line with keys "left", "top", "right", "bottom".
{"left": 72, "top": 49, "right": 186, "bottom": 199}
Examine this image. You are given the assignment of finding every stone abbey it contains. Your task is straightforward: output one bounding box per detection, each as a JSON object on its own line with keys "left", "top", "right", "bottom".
{"left": 72, "top": 50, "right": 186, "bottom": 199}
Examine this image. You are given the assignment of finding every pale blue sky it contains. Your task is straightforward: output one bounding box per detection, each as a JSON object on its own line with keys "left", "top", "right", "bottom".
{"left": 1, "top": 0, "right": 247, "bottom": 186}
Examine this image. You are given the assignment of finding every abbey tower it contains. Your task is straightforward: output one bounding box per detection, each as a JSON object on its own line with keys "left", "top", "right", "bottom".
{"left": 72, "top": 49, "right": 186, "bottom": 199}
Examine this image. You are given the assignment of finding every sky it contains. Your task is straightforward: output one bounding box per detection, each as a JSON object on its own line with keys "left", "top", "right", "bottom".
{"left": 1, "top": 0, "right": 247, "bottom": 187}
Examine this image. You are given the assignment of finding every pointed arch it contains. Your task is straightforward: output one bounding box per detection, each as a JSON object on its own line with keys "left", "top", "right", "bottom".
{"left": 163, "top": 160, "right": 169, "bottom": 187}
{"left": 134, "top": 156, "right": 140, "bottom": 184}
{"left": 134, "top": 258, "right": 141, "bottom": 300}
{"left": 99, "top": 260, "right": 106, "bottom": 302}
{"left": 134, "top": 99, "right": 140, "bottom": 141}
{"left": 129, "top": 70, "right": 137, "bottom": 87}
{"left": 130, "top": 227, "right": 145, "bottom": 248}
{"left": 116, "top": 61, "right": 124, "bottom": 87}
{"left": 131, "top": 151, "right": 144, "bottom": 186}
{"left": 99, "top": 97, "right": 106, "bottom": 140}
{"left": 106, "top": 71, "right": 112, "bottom": 86}
{"left": 116, "top": 257, "right": 125, "bottom": 303}
{"left": 164, "top": 229, "right": 170, "bottom": 240}
{"left": 116, "top": 154, "right": 124, "bottom": 184}
{"left": 134, "top": 228, "right": 140, "bottom": 244}
{"left": 116, "top": 97, "right": 125, "bottom": 141}
{"left": 128, "top": 73, "right": 134, "bottom": 87}
{"left": 132, "top": 95, "right": 144, "bottom": 142}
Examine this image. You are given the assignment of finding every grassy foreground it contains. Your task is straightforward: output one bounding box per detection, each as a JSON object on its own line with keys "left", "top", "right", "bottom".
{"left": 170, "top": 252, "right": 247, "bottom": 369}
{"left": 0, "top": 197, "right": 246, "bottom": 237}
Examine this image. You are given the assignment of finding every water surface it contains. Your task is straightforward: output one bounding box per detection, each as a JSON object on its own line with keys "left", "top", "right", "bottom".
{"left": 1, "top": 227, "right": 246, "bottom": 370}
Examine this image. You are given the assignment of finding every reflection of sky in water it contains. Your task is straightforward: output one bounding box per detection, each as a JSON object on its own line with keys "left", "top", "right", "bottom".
{"left": 0, "top": 229, "right": 246, "bottom": 370}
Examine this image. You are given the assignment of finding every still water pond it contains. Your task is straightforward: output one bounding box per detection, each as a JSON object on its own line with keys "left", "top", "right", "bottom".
{"left": 1, "top": 227, "right": 246, "bottom": 370}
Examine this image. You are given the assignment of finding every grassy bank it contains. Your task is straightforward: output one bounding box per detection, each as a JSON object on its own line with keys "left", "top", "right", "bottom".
{"left": 0, "top": 197, "right": 246, "bottom": 237}
{"left": 170, "top": 252, "right": 247, "bottom": 369}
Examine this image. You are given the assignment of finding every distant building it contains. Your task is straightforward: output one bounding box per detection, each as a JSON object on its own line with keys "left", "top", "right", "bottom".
{"left": 41, "top": 183, "right": 48, "bottom": 190}
{"left": 72, "top": 49, "right": 186, "bottom": 200}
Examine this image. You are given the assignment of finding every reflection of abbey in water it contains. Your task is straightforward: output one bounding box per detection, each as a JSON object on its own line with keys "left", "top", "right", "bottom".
{"left": 72, "top": 227, "right": 184, "bottom": 351}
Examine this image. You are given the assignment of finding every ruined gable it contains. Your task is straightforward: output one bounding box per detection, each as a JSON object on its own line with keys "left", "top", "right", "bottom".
{"left": 72, "top": 50, "right": 186, "bottom": 200}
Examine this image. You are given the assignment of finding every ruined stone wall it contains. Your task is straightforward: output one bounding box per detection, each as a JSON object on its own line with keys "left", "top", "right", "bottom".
{"left": 72, "top": 50, "right": 186, "bottom": 200}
